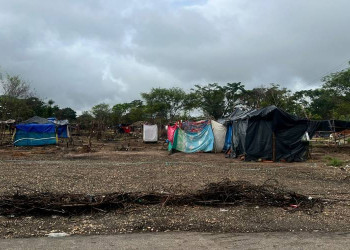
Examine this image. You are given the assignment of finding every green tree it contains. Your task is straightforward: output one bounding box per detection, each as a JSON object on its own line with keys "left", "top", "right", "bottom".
{"left": 0, "top": 73, "right": 36, "bottom": 120}
{"left": 322, "top": 64, "right": 350, "bottom": 120}
{"left": 294, "top": 64, "right": 350, "bottom": 120}
{"left": 141, "top": 87, "right": 187, "bottom": 121}
{"left": 25, "top": 97, "right": 46, "bottom": 117}
{"left": 112, "top": 103, "right": 132, "bottom": 124}
{"left": 242, "top": 84, "right": 302, "bottom": 116}
{"left": 91, "top": 103, "right": 111, "bottom": 125}
{"left": 0, "top": 74, "right": 32, "bottom": 98}
{"left": 44, "top": 99, "right": 59, "bottom": 118}
{"left": 55, "top": 107, "right": 77, "bottom": 121}
{"left": 76, "top": 111, "right": 94, "bottom": 130}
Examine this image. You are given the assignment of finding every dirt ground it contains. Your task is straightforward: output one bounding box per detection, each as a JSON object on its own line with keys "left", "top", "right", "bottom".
{"left": 0, "top": 139, "right": 350, "bottom": 238}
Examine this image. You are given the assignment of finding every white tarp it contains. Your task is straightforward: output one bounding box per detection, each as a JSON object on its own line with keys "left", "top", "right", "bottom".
{"left": 143, "top": 124, "right": 158, "bottom": 142}
{"left": 211, "top": 120, "right": 227, "bottom": 153}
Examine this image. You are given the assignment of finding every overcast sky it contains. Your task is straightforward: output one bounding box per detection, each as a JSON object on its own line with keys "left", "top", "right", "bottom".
{"left": 1, "top": 0, "right": 350, "bottom": 112}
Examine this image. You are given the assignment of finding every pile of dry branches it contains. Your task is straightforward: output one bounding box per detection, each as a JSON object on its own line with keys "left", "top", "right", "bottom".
{"left": 0, "top": 180, "right": 322, "bottom": 216}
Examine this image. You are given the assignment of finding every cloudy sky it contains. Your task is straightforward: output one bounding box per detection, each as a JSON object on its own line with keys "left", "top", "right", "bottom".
{"left": 1, "top": 0, "right": 350, "bottom": 112}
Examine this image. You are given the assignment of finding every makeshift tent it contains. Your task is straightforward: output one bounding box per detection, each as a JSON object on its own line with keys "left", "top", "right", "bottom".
{"left": 223, "top": 124, "right": 232, "bottom": 151}
{"left": 121, "top": 126, "right": 131, "bottom": 133}
{"left": 228, "top": 106, "right": 309, "bottom": 162}
{"left": 143, "top": 124, "right": 158, "bottom": 142}
{"left": 14, "top": 116, "right": 70, "bottom": 146}
{"left": 14, "top": 123, "right": 57, "bottom": 146}
{"left": 211, "top": 120, "right": 227, "bottom": 152}
{"left": 23, "top": 116, "right": 51, "bottom": 124}
{"left": 308, "top": 120, "right": 350, "bottom": 138}
{"left": 169, "top": 120, "right": 214, "bottom": 153}
{"left": 167, "top": 124, "right": 178, "bottom": 144}
{"left": 50, "top": 119, "right": 70, "bottom": 138}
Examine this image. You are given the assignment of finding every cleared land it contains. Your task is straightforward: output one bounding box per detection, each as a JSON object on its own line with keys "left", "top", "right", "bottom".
{"left": 0, "top": 141, "right": 349, "bottom": 238}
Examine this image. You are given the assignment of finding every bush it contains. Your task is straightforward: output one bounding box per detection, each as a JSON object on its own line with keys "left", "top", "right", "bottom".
{"left": 326, "top": 157, "right": 344, "bottom": 167}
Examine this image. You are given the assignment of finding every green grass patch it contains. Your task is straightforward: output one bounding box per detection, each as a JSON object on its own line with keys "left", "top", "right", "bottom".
{"left": 325, "top": 156, "right": 344, "bottom": 167}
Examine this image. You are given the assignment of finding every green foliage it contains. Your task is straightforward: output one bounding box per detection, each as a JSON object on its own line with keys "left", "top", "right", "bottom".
{"left": 193, "top": 83, "right": 226, "bottom": 119}
{"left": 55, "top": 107, "right": 77, "bottom": 121}
{"left": 1, "top": 61, "right": 350, "bottom": 125}
{"left": 1, "top": 74, "right": 32, "bottom": 98}
{"left": 111, "top": 100, "right": 146, "bottom": 124}
{"left": 141, "top": 87, "right": 188, "bottom": 121}
{"left": 76, "top": 111, "right": 94, "bottom": 129}
{"left": 91, "top": 103, "right": 111, "bottom": 124}
{"left": 242, "top": 84, "right": 303, "bottom": 116}
{"left": 325, "top": 156, "right": 344, "bottom": 167}
{"left": 294, "top": 63, "right": 350, "bottom": 120}
{"left": 44, "top": 99, "right": 59, "bottom": 118}
{"left": 192, "top": 82, "right": 246, "bottom": 119}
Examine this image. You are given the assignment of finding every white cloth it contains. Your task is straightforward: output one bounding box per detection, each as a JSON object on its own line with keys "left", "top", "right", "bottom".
{"left": 211, "top": 120, "right": 227, "bottom": 153}
{"left": 143, "top": 124, "right": 158, "bottom": 142}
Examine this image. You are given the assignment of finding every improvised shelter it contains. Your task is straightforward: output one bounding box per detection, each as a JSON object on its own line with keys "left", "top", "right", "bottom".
{"left": 14, "top": 116, "right": 70, "bottom": 146}
{"left": 168, "top": 120, "right": 215, "bottom": 153}
{"left": 143, "top": 124, "right": 158, "bottom": 142}
{"left": 308, "top": 120, "right": 350, "bottom": 137}
{"left": 223, "top": 124, "right": 232, "bottom": 151}
{"left": 14, "top": 116, "right": 57, "bottom": 146}
{"left": 307, "top": 119, "right": 350, "bottom": 145}
{"left": 228, "top": 106, "right": 309, "bottom": 162}
{"left": 48, "top": 118, "right": 70, "bottom": 138}
{"left": 211, "top": 120, "right": 227, "bottom": 152}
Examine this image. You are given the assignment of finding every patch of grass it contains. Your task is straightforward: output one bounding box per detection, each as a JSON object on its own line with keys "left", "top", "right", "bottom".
{"left": 324, "top": 155, "right": 333, "bottom": 161}
{"left": 326, "top": 157, "right": 344, "bottom": 167}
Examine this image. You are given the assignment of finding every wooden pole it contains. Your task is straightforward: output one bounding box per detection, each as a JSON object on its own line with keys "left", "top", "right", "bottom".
{"left": 272, "top": 132, "right": 276, "bottom": 162}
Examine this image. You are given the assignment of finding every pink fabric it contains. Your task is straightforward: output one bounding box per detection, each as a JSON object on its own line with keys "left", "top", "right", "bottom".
{"left": 167, "top": 124, "right": 178, "bottom": 143}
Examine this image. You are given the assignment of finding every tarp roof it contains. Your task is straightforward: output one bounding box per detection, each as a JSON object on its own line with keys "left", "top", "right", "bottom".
{"left": 22, "top": 116, "right": 52, "bottom": 124}
{"left": 21, "top": 116, "right": 69, "bottom": 125}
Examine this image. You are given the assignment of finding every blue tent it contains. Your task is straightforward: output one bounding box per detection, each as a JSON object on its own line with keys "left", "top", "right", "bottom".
{"left": 14, "top": 123, "right": 57, "bottom": 146}
{"left": 49, "top": 117, "right": 70, "bottom": 138}
{"left": 13, "top": 116, "right": 69, "bottom": 146}
{"left": 223, "top": 124, "right": 232, "bottom": 151}
{"left": 57, "top": 124, "right": 69, "bottom": 138}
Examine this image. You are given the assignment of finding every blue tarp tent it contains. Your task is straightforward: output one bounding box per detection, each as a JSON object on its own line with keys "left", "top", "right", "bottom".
{"left": 223, "top": 124, "right": 232, "bottom": 151}
{"left": 57, "top": 125, "right": 69, "bottom": 138}
{"left": 14, "top": 123, "right": 57, "bottom": 146}
{"left": 49, "top": 118, "right": 70, "bottom": 138}
{"left": 13, "top": 116, "right": 69, "bottom": 146}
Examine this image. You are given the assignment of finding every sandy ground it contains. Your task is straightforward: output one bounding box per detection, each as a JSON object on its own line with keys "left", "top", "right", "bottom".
{"left": 0, "top": 142, "right": 349, "bottom": 238}
{"left": 2, "top": 232, "right": 350, "bottom": 250}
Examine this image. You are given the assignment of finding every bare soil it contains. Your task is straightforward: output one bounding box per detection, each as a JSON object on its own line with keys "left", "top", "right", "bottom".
{"left": 0, "top": 139, "right": 349, "bottom": 238}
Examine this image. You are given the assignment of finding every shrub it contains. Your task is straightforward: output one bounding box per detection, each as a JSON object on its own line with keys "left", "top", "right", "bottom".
{"left": 327, "top": 157, "right": 344, "bottom": 167}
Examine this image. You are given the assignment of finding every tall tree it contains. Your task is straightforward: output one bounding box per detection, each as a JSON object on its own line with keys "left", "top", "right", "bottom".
{"left": 91, "top": 103, "right": 111, "bottom": 125}
{"left": 55, "top": 107, "right": 77, "bottom": 121}
{"left": 0, "top": 74, "right": 32, "bottom": 98}
{"left": 192, "top": 83, "right": 245, "bottom": 119}
{"left": 141, "top": 87, "right": 187, "bottom": 120}
{"left": 0, "top": 73, "right": 36, "bottom": 120}
{"left": 76, "top": 111, "right": 94, "bottom": 129}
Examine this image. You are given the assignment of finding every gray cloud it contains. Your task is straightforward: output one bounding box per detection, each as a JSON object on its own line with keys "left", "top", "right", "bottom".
{"left": 1, "top": 0, "right": 350, "bottom": 112}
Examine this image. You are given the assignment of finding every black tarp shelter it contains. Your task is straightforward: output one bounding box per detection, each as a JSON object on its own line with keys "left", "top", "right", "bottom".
{"left": 228, "top": 106, "right": 309, "bottom": 162}
{"left": 307, "top": 120, "right": 350, "bottom": 138}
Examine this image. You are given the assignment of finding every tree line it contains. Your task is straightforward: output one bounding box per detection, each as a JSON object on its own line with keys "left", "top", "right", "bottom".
{"left": 1, "top": 63, "right": 349, "bottom": 127}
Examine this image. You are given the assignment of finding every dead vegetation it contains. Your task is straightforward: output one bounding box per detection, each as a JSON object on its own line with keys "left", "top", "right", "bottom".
{"left": 0, "top": 144, "right": 349, "bottom": 238}
{"left": 0, "top": 180, "right": 322, "bottom": 217}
